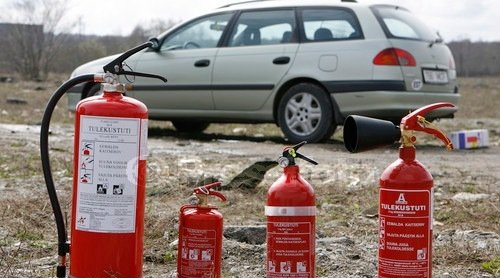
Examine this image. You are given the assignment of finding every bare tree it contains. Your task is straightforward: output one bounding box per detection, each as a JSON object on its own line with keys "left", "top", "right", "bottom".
{"left": 129, "top": 18, "right": 178, "bottom": 44}
{"left": 0, "top": 0, "right": 76, "bottom": 80}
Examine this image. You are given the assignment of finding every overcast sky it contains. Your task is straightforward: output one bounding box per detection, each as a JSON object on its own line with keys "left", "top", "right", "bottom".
{"left": 2, "top": 0, "right": 499, "bottom": 42}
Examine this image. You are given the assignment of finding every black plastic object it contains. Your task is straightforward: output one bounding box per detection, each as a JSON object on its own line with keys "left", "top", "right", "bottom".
{"left": 343, "top": 115, "right": 401, "bottom": 153}
{"left": 279, "top": 141, "right": 318, "bottom": 167}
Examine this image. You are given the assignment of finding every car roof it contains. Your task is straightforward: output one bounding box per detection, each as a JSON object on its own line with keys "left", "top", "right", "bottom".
{"left": 215, "top": 0, "right": 370, "bottom": 12}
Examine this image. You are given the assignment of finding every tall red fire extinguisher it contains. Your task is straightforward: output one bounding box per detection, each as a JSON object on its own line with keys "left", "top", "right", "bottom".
{"left": 177, "top": 181, "right": 226, "bottom": 278}
{"left": 69, "top": 79, "right": 149, "bottom": 278}
{"left": 266, "top": 141, "right": 318, "bottom": 278}
{"left": 40, "top": 40, "right": 166, "bottom": 278}
{"left": 343, "top": 102, "right": 455, "bottom": 278}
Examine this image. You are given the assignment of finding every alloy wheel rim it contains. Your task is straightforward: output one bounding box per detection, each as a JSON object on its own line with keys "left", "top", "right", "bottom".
{"left": 284, "top": 92, "right": 322, "bottom": 136}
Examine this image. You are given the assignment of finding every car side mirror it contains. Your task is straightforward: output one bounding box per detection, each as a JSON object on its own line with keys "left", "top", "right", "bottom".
{"left": 148, "top": 38, "right": 160, "bottom": 51}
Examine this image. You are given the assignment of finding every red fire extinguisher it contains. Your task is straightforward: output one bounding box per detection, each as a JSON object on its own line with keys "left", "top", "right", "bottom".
{"left": 266, "top": 141, "right": 318, "bottom": 278}
{"left": 177, "top": 181, "right": 226, "bottom": 278}
{"left": 343, "top": 102, "right": 455, "bottom": 278}
{"left": 40, "top": 40, "right": 166, "bottom": 278}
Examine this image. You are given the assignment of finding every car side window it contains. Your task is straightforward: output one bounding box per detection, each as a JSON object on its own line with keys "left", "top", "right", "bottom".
{"left": 228, "top": 9, "right": 296, "bottom": 47}
{"left": 302, "top": 8, "right": 362, "bottom": 41}
{"left": 161, "top": 13, "right": 233, "bottom": 51}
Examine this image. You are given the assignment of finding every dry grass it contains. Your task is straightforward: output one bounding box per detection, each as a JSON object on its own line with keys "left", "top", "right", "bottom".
{"left": 456, "top": 76, "right": 500, "bottom": 118}
{"left": 0, "top": 76, "right": 499, "bottom": 277}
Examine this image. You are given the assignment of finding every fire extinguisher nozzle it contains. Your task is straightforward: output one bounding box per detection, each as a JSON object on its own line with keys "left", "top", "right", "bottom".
{"left": 343, "top": 115, "right": 401, "bottom": 153}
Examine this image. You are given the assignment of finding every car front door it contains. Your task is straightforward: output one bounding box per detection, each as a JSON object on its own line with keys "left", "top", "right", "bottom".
{"left": 129, "top": 13, "right": 233, "bottom": 113}
{"left": 212, "top": 9, "right": 298, "bottom": 111}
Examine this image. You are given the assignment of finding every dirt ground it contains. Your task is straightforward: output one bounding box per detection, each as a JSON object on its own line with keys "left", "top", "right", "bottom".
{"left": 0, "top": 76, "right": 499, "bottom": 277}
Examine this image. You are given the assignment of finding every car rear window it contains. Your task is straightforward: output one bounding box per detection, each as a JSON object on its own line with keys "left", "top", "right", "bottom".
{"left": 371, "top": 5, "right": 440, "bottom": 42}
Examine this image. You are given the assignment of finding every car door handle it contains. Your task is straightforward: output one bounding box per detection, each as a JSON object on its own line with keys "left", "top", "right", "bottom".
{"left": 273, "top": 56, "right": 290, "bottom": 65}
{"left": 194, "top": 59, "right": 210, "bottom": 67}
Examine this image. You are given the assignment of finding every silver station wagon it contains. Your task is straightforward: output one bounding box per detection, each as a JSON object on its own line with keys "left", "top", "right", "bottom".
{"left": 67, "top": 0, "right": 459, "bottom": 143}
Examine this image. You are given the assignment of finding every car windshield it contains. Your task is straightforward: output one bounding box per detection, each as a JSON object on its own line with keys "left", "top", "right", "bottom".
{"left": 161, "top": 13, "right": 233, "bottom": 50}
{"left": 371, "top": 5, "right": 440, "bottom": 42}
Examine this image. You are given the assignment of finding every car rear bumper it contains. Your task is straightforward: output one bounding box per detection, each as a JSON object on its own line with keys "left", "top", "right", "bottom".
{"left": 332, "top": 90, "right": 460, "bottom": 121}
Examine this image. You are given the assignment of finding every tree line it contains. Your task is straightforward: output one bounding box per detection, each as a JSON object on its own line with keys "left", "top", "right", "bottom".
{"left": 448, "top": 40, "right": 500, "bottom": 77}
{"left": 0, "top": 22, "right": 174, "bottom": 80}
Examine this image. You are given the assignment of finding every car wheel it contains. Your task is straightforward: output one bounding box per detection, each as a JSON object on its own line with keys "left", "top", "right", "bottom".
{"left": 172, "top": 120, "right": 210, "bottom": 133}
{"left": 277, "top": 83, "right": 336, "bottom": 143}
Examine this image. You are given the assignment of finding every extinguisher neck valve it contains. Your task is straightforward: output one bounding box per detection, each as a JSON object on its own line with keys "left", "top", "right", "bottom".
{"left": 196, "top": 194, "right": 209, "bottom": 206}
{"left": 279, "top": 141, "right": 318, "bottom": 167}
{"left": 192, "top": 181, "right": 226, "bottom": 206}
{"left": 103, "top": 83, "right": 125, "bottom": 93}
{"left": 399, "top": 145, "right": 416, "bottom": 161}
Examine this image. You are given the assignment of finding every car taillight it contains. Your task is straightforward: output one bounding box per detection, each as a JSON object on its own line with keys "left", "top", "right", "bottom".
{"left": 373, "top": 48, "right": 416, "bottom": 67}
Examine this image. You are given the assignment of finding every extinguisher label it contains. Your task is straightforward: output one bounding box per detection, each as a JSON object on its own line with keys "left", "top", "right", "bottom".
{"left": 379, "top": 189, "right": 432, "bottom": 277}
{"left": 76, "top": 116, "right": 144, "bottom": 233}
{"left": 179, "top": 227, "right": 217, "bottom": 277}
{"left": 266, "top": 209, "right": 315, "bottom": 278}
{"left": 140, "top": 119, "right": 148, "bottom": 160}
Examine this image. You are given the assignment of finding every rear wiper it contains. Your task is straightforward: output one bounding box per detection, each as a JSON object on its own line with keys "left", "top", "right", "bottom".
{"left": 429, "top": 32, "right": 444, "bottom": 47}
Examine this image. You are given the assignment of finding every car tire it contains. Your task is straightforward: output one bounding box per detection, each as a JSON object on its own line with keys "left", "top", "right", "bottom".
{"left": 172, "top": 120, "right": 210, "bottom": 133}
{"left": 277, "top": 83, "right": 336, "bottom": 143}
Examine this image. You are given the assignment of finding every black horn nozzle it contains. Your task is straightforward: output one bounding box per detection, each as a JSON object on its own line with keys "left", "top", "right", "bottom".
{"left": 343, "top": 115, "right": 401, "bottom": 153}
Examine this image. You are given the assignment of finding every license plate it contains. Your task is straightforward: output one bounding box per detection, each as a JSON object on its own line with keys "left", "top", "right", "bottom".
{"left": 423, "top": 69, "right": 448, "bottom": 84}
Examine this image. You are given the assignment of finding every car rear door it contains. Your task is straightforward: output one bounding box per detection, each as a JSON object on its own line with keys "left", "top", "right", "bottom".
{"left": 129, "top": 13, "right": 233, "bottom": 113}
{"left": 212, "top": 9, "right": 299, "bottom": 110}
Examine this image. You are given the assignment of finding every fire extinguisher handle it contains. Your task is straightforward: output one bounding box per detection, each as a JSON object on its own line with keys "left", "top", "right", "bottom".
{"left": 400, "top": 102, "right": 455, "bottom": 149}
{"left": 119, "top": 70, "right": 168, "bottom": 83}
{"left": 279, "top": 141, "right": 318, "bottom": 167}
{"left": 102, "top": 39, "right": 167, "bottom": 83}
{"left": 194, "top": 181, "right": 222, "bottom": 193}
{"left": 295, "top": 152, "right": 318, "bottom": 165}
{"left": 401, "top": 102, "right": 454, "bottom": 130}
{"left": 208, "top": 190, "right": 227, "bottom": 202}
{"left": 103, "top": 40, "right": 154, "bottom": 74}
{"left": 193, "top": 181, "right": 226, "bottom": 202}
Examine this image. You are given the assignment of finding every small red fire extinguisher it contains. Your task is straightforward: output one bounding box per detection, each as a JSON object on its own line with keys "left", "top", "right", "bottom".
{"left": 266, "top": 141, "right": 318, "bottom": 278}
{"left": 343, "top": 102, "right": 455, "bottom": 278}
{"left": 177, "top": 181, "right": 226, "bottom": 278}
{"left": 40, "top": 40, "right": 166, "bottom": 278}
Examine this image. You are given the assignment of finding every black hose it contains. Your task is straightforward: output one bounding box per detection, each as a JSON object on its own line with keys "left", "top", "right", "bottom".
{"left": 40, "top": 74, "right": 95, "bottom": 277}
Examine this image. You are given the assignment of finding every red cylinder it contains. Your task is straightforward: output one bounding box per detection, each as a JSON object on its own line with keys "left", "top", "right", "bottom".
{"left": 378, "top": 146, "right": 433, "bottom": 278}
{"left": 177, "top": 204, "right": 224, "bottom": 277}
{"left": 266, "top": 165, "right": 315, "bottom": 277}
{"left": 70, "top": 86, "right": 148, "bottom": 278}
